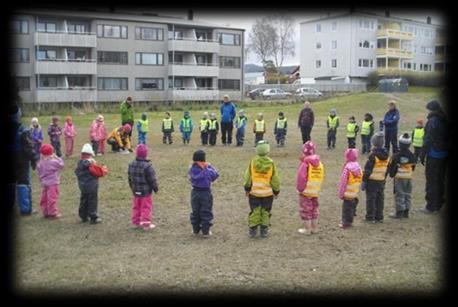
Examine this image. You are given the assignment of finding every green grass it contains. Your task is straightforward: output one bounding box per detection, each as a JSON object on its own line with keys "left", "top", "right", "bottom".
{"left": 15, "top": 89, "right": 445, "bottom": 295}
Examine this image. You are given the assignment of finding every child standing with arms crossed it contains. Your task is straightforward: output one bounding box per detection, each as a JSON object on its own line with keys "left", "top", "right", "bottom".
{"left": 208, "top": 113, "right": 219, "bottom": 146}
{"left": 63, "top": 116, "right": 77, "bottom": 157}
{"left": 360, "top": 113, "right": 374, "bottom": 154}
{"left": 346, "top": 116, "right": 359, "bottom": 149}
{"left": 274, "top": 112, "right": 288, "bottom": 147}
{"left": 199, "top": 112, "right": 210, "bottom": 146}
{"left": 253, "top": 113, "right": 266, "bottom": 146}
{"left": 90, "top": 114, "right": 107, "bottom": 156}
{"left": 161, "top": 112, "right": 174, "bottom": 145}
{"left": 326, "top": 109, "right": 339, "bottom": 150}
{"left": 30, "top": 117, "right": 44, "bottom": 156}
{"left": 48, "top": 116, "right": 63, "bottom": 157}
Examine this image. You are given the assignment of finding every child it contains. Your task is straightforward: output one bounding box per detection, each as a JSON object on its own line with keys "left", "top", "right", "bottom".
{"left": 388, "top": 133, "right": 416, "bottom": 219}
{"left": 326, "top": 109, "right": 339, "bottom": 150}
{"left": 107, "top": 124, "right": 132, "bottom": 153}
{"left": 180, "top": 111, "right": 193, "bottom": 145}
{"left": 63, "top": 116, "right": 77, "bottom": 157}
{"left": 235, "top": 109, "right": 247, "bottom": 147}
{"left": 296, "top": 141, "right": 324, "bottom": 234}
{"left": 136, "top": 112, "right": 149, "bottom": 145}
{"left": 199, "top": 112, "right": 210, "bottom": 146}
{"left": 30, "top": 117, "right": 44, "bottom": 155}
{"left": 360, "top": 113, "right": 374, "bottom": 154}
{"left": 361, "top": 132, "right": 389, "bottom": 223}
{"left": 338, "top": 148, "right": 363, "bottom": 229}
{"left": 412, "top": 118, "right": 425, "bottom": 163}
{"left": 253, "top": 113, "right": 266, "bottom": 146}
{"left": 128, "top": 144, "right": 159, "bottom": 230}
{"left": 274, "top": 112, "right": 288, "bottom": 147}
{"left": 188, "top": 150, "right": 219, "bottom": 237}
{"left": 243, "top": 140, "right": 280, "bottom": 238}
{"left": 346, "top": 116, "right": 359, "bottom": 149}
{"left": 208, "top": 113, "right": 219, "bottom": 146}
{"left": 48, "top": 116, "right": 62, "bottom": 157}
{"left": 74, "top": 143, "right": 108, "bottom": 224}
{"left": 162, "top": 112, "right": 174, "bottom": 145}
{"left": 90, "top": 114, "right": 107, "bottom": 156}
{"left": 37, "top": 144, "right": 64, "bottom": 219}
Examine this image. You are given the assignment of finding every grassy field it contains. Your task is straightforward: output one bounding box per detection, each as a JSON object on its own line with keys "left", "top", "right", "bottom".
{"left": 14, "top": 88, "right": 446, "bottom": 296}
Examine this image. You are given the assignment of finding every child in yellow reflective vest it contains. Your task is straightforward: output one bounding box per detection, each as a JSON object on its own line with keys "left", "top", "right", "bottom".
{"left": 243, "top": 140, "right": 280, "bottom": 238}
{"left": 326, "top": 108, "right": 339, "bottom": 150}
{"left": 161, "top": 112, "right": 174, "bottom": 145}
{"left": 412, "top": 118, "right": 425, "bottom": 163}
{"left": 199, "top": 112, "right": 210, "bottom": 146}
{"left": 253, "top": 113, "right": 266, "bottom": 146}
{"left": 274, "top": 112, "right": 288, "bottom": 147}
{"left": 235, "top": 110, "right": 247, "bottom": 147}
{"left": 338, "top": 148, "right": 363, "bottom": 229}
{"left": 179, "top": 111, "right": 193, "bottom": 145}
{"left": 136, "top": 112, "right": 148, "bottom": 145}
{"left": 346, "top": 116, "right": 359, "bottom": 149}
{"left": 208, "top": 113, "right": 219, "bottom": 146}
{"left": 296, "top": 141, "right": 324, "bottom": 234}
{"left": 361, "top": 113, "right": 374, "bottom": 154}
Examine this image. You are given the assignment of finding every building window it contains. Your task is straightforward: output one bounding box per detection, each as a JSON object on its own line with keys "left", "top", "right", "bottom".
{"left": 135, "top": 78, "right": 164, "bottom": 91}
{"left": 219, "top": 56, "right": 240, "bottom": 68}
{"left": 37, "top": 21, "right": 56, "bottom": 33}
{"left": 67, "top": 49, "right": 88, "bottom": 61}
{"left": 68, "top": 76, "right": 90, "bottom": 87}
{"left": 97, "top": 78, "right": 128, "bottom": 90}
{"left": 359, "top": 40, "right": 373, "bottom": 48}
{"left": 16, "top": 77, "right": 30, "bottom": 91}
{"left": 331, "top": 40, "right": 337, "bottom": 49}
{"left": 168, "top": 77, "right": 184, "bottom": 89}
{"left": 218, "top": 79, "right": 240, "bottom": 90}
{"left": 316, "top": 23, "right": 321, "bottom": 32}
{"left": 420, "top": 64, "right": 432, "bottom": 72}
{"left": 358, "top": 59, "right": 373, "bottom": 68}
{"left": 97, "top": 51, "right": 128, "bottom": 65}
{"left": 10, "top": 48, "right": 29, "bottom": 62}
{"left": 315, "top": 60, "right": 322, "bottom": 69}
{"left": 219, "top": 33, "right": 241, "bottom": 45}
{"left": 37, "top": 76, "right": 57, "bottom": 88}
{"left": 316, "top": 42, "right": 322, "bottom": 49}
{"left": 403, "top": 62, "right": 412, "bottom": 70}
{"left": 331, "top": 59, "right": 337, "bottom": 68}
{"left": 331, "top": 21, "right": 337, "bottom": 31}
{"left": 169, "top": 53, "right": 183, "bottom": 64}
{"left": 168, "top": 29, "right": 184, "bottom": 40}
{"left": 359, "top": 19, "right": 374, "bottom": 30}
{"left": 10, "top": 20, "right": 28, "bottom": 34}
{"left": 196, "top": 30, "right": 211, "bottom": 41}
{"left": 37, "top": 48, "right": 57, "bottom": 60}
{"left": 135, "top": 52, "right": 164, "bottom": 65}
{"left": 67, "top": 23, "right": 88, "bottom": 33}
{"left": 97, "top": 24, "right": 128, "bottom": 39}
{"left": 196, "top": 78, "right": 213, "bottom": 88}
{"left": 135, "top": 27, "right": 164, "bottom": 41}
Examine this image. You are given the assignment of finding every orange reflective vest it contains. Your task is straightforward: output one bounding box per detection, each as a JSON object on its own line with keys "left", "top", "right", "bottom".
{"left": 395, "top": 163, "right": 414, "bottom": 179}
{"left": 250, "top": 160, "right": 273, "bottom": 197}
{"left": 344, "top": 171, "right": 363, "bottom": 200}
{"left": 302, "top": 162, "right": 324, "bottom": 198}
{"left": 368, "top": 157, "right": 388, "bottom": 181}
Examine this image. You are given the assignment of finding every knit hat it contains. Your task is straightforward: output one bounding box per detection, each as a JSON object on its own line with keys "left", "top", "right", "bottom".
{"left": 278, "top": 111, "right": 284, "bottom": 117}
{"left": 302, "top": 141, "right": 316, "bottom": 156}
{"left": 81, "top": 143, "right": 95, "bottom": 156}
{"left": 193, "top": 150, "right": 206, "bottom": 162}
{"left": 330, "top": 108, "right": 336, "bottom": 116}
{"left": 40, "top": 144, "right": 54, "bottom": 156}
{"left": 399, "top": 133, "right": 412, "bottom": 145}
{"left": 141, "top": 113, "right": 147, "bottom": 120}
{"left": 238, "top": 109, "right": 245, "bottom": 115}
{"left": 136, "top": 144, "right": 148, "bottom": 158}
{"left": 52, "top": 115, "right": 59, "bottom": 122}
{"left": 349, "top": 116, "right": 355, "bottom": 120}
{"left": 210, "top": 112, "right": 216, "bottom": 119}
{"left": 184, "top": 111, "right": 190, "bottom": 117}
{"left": 202, "top": 112, "right": 209, "bottom": 118}
{"left": 371, "top": 131, "right": 385, "bottom": 148}
{"left": 416, "top": 118, "right": 424, "bottom": 125}
{"left": 123, "top": 123, "right": 132, "bottom": 133}
{"left": 345, "top": 148, "right": 358, "bottom": 162}
{"left": 364, "top": 113, "right": 373, "bottom": 120}
{"left": 31, "top": 117, "right": 39, "bottom": 124}
{"left": 96, "top": 114, "right": 104, "bottom": 122}
{"left": 426, "top": 100, "right": 441, "bottom": 111}
{"left": 256, "top": 140, "right": 270, "bottom": 156}
{"left": 126, "top": 96, "right": 132, "bottom": 102}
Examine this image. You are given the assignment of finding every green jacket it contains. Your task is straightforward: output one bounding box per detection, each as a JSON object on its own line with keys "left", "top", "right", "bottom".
{"left": 120, "top": 101, "right": 134, "bottom": 123}
{"left": 243, "top": 155, "right": 280, "bottom": 194}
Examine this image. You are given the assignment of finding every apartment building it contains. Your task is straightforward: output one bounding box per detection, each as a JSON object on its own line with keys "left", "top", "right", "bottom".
{"left": 9, "top": 8, "right": 244, "bottom": 104}
{"left": 300, "top": 11, "right": 448, "bottom": 83}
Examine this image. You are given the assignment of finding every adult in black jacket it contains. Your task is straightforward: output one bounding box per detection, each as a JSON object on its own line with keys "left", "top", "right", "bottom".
{"left": 297, "top": 101, "right": 314, "bottom": 144}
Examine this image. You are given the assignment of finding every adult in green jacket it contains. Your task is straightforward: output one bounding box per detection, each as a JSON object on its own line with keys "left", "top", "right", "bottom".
{"left": 120, "top": 97, "right": 134, "bottom": 138}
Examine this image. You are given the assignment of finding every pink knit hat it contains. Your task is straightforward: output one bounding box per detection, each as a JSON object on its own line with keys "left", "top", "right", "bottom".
{"left": 302, "top": 141, "right": 316, "bottom": 156}
{"left": 136, "top": 144, "right": 148, "bottom": 158}
{"left": 345, "top": 148, "right": 358, "bottom": 162}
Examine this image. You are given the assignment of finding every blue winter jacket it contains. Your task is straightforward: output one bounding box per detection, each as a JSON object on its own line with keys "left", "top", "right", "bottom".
{"left": 188, "top": 163, "right": 219, "bottom": 190}
{"left": 383, "top": 109, "right": 400, "bottom": 132}
{"left": 220, "top": 102, "right": 236, "bottom": 123}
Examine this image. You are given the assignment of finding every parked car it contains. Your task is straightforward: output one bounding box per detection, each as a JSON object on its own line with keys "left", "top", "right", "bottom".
{"left": 295, "top": 87, "right": 323, "bottom": 102}
{"left": 247, "top": 88, "right": 265, "bottom": 100}
{"left": 261, "top": 88, "right": 292, "bottom": 100}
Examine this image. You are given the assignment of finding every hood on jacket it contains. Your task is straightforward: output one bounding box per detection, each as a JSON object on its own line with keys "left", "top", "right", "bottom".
{"left": 372, "top": 147, "right": 389, "bottom": 160}
{"left": 252, "top": 155, "right": 274, "bottom": 173}
{"left": 345, "top": 148, "right": 358, "bottom": 162}
{"left": 346, "top": 161, "right": 362, "bottom": 177}
{"left": 302, "top": 154, "right": 320, "bottom": 167}
{"left": 302, "top": 141, "right": 316, "bottom": 156}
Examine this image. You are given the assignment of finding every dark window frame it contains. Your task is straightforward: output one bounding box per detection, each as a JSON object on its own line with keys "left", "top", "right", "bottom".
{"left": 97, "top": 51, "right": 128, "bottom": 65}
{"left": 135, "top": 78, "right": 164, "bottom": 91}
{"left": 218, "top": 79, "right": 240, "bottom": 90}
{"left": 219, "top": 33, "right": 241, "bottom": 46}
{"left": 10, "top": 48, "right": 30, "bottom": 63}
{"left": 97, "top": 24, "right": 128, "bottom": 39}
{"left": 16, "top": 77, "right": 30, "bottom": 91}
{"left": 10, "top": 19, "right": 29, "bottom": 34}
{"left": 135, "top": 26, "right": 164, "bottom": 41}
{"left": 97, "top": 77, "right": 129, "bottom": 90}
{"left": 135, "top": 52, "right": 164, "bottom": 66}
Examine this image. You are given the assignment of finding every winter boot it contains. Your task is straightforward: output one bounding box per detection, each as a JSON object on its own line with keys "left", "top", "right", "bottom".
{"left": 389, "top": 210, "right": 404, "bottom": 219}
{"left": 260, "top": 226, "right": 269, "bottom": 238}
{"left": 248, "top": 227, "right": 257, "bottom": 238}
{"left": 403, "top": 209, "right": 409, "bottom": 218}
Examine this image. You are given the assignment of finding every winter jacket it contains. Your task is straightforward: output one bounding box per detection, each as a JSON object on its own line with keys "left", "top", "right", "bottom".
{"left": 296, "top": 154, "right": 321, "bottom": 194}
{"left": 235, "top": 116, "right": 247, "bottom": 132}
{"left": 161, "top": 119, "right": 175, "bottom": 133}
{"left": 64, "top": 122, "right": 77, "bottom": 138}
{"left": 388, "top": 146, "right": 416, "bottom": 178}
{"left": 244, "top": 155, "right": 280, "bottom": 195}
{"left": 90, "top": 120, "right": 107, "bottom": 142}
{"left": 48, "top": 123, "right": 62, "bottom": 142}
{"left": 274, "top": 118, "right": 288, "bottom": 135}
{"left": 220, "top": 101, "right": 236, "bottom": 123}
{"left": 383, "top": 108, "right": 400, "bottom": 132}
{"left": 298, "top": 108, "right": 314, "bottom": 127}
{"left": 179, "top": 117, "right": 193, "bottom": 133}
{"left": 120, "top": 101, "right": 134, "bottom": 124}
{"left": 128, "top": 158, "right": 158, "bottom": 196}
{"left": 37, "top": 157, "right": 64, "bottom": 187}
{"left": 188, "top": 162, "right": 219, "bottom": 190}
{"left": 363, "top": 148, "right": 389, "bottom": 183}
{"left": 30, "top": 127, "right": 44, "bottom": 146}
{"left": 338, "top": 150, "right": 362, "bottom": 200}
{"left": 107, "top": 127, "right": 131, "bottom": 150}
{"left": 75, "top": 158, "right": 107, "bottom": 190}
{"left": 423, "top": 109, "right": 450, "bottom": 159}
{"left": 16, "top": 124, "right": 39, "bottom": 175}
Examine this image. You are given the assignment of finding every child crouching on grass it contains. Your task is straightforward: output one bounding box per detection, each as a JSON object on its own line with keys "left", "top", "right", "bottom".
{"left": 37, "top": 144, "right": 64, "bottom": 219}
{"left": 128, "top": 144, "right": 159, "bottom": 230}
{"left": 188, "top": 150, "right": 219, "bottom": 238}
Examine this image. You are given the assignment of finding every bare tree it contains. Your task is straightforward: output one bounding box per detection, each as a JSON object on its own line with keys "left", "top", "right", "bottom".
{"left": 247, "top": 17, "right": 276, "bottom": 65}
{"left": 268, "top": 14, "right": 295, "bottom": 83}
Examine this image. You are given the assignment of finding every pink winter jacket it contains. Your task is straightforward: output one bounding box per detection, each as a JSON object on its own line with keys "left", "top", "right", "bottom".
{"left": 37, "top": 157, "right": 65, "bottom": 187}
{"left": 64, "top": 122, "right": 77, "bottom": 138}
{"left": 338, "top": 149, "right": 362, "bottom": 200}
{"left": 296, "top": 154, "right": 321, "bottom": 194}
{"left": 90, "top": 120, "right": 107, "bottom": 142}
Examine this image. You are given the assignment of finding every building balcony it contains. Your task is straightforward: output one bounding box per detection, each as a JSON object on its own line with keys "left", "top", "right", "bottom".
{"left": 435, "top": 36, "right": 446, "bottom": 45}
{"left": 36, "top": 87, "right": 97, "bottom": 102}
{"left": 168, "top": 38, "right": 220, "bottom": 53}
{"left": 168, "top": 88, "right": 219, "bottom": 101}
{"left": 376, "top": 67, "right": 410, "bottom": 75}
{"left": 168, "top": 63, "right": 219, "bottom": 77}
{"left": 377, "top": 29, "right": 413, "bottom": 41}
{"left": 36, "top": 59, "right": 97, "bottom": 75}
{"left": 35, "top": 31, "right": 97, "bottom": 48}
{"left": 376, "top": 48, "right": 413, "bottom": 58}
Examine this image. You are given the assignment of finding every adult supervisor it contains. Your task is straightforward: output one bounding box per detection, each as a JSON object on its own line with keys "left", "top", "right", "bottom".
{"left": 298, "top": 101, "right": 314, "bottom": 144}
{"left": 382, "top": 100, "right": 400, "bottom": 154}
{"left": 419, "top": 100, "right": 450, "bottom": 214}
{"left": 220, "top": 95, "right": 236, "bottom": 146}
{"left": 120, "top": 96, "right": 134, "bottom": 140}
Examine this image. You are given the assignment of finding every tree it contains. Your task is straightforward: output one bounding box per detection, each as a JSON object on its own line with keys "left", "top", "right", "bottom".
{"left": 248, "top": 17, "right": 276, "bottom": 66}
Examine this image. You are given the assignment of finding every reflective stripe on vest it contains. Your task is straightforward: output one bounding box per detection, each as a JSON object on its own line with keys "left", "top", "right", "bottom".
{"left": 368, "top": 157, "right": 389, "bottom": 181}
{"left": 181, "top": 118, "right": 191, "bottom": 132}
{"left": 276, "top": 118, "right": 287, "bottom": 129}
{"left": 208, "top": 119, "right": 218, "bottom": 130}
{"left": 346, "top": 123, "right": 357, "bottom": 138}
{"left": 327, "top": 116, "right": 339, "bottom": 129}
{"left": 255, "top": 119, "right": 265, "bottom": 132}
{"left": 250, "top": 160, "right": 273, "bottom": 197}
{"left": 200, "top": 119, "right": 209, "bottom": 132}
{"left": 163, "top": 118, "right": 172, "bottom": 130}
{"left": 302, "top": 162, "right": 324, "bottom": 198}
{"left": 236, "top": 116, "right": 246, "bottom": 128}
{"left": 361, "top": 120, "right": 372, "bottom": 136}
{"left": 395, "top": 163, "right": 414, "bottom": 179}
{"left": 138, "top": 119, "right": 149, "bottom": 132}
{"left": 344, "top": 171, "right": 362, "bottom": 200}
{"left": 412, "top": 128, "right": 424, "bottom": 147}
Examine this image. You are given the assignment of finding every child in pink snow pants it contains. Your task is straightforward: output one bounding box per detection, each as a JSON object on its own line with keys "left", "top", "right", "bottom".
{"left": 36, "top": 144, "right": 65, "bottom": 218}
{"left": 64, "top": 116, "right": 77, "bottom": 157}
{"left": 90, "top": 114, "right": 107, "bottom": 155}
{"left": 128, "top": 144, "right": 159, "bottom": 230}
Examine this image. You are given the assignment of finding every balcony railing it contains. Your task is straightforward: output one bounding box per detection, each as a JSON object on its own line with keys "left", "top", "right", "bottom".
{"left": 36, "top": 59, "right": 97, "bottom": 74}
{"left": 168, "top": 37, "right": 219, "bottom": 43}
{"left": 37, "top": 30, "right": 96, "bottom": 36}
{"left": 36, "top": 87, "right": 97, "bottom": 102}
{"left": 168, "top": 63, "right": 219, "bottom": 77}
{"left": 168, "top": 38, "right": 220, "bottom": 53}
{"left": 376, "top": 48, "right": 413, "bottom": 58}
{"left": 168, "top": 87, "right": 219, "bottom": 101}
{"left": 377, "top": 29, "right": 413, "bottom": 40}
{"left": 169, "top": 62, "right": 218, "bottom": 66}
{"left": 35, "top": 31, "right": 97, "bottom": 47}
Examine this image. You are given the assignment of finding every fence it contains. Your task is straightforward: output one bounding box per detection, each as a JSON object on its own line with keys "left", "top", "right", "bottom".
{"left": 244, "top": 83, "right": 367, "bottom": 95}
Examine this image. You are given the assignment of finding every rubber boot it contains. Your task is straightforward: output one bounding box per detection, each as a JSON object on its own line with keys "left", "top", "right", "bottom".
{"left": 260, "top": 226, "right": 269, "bottom": 238}
{"left": 389, "top": 210, "right": 404, "bottom": 219}
{"left": 403, "top": 209, "right": 409, "bottom": 218}
{"left": 310, "top": 219, "right": 319, "bottom": 234}
{"left": 17, "top": 184, "right": 32, "bottom": 215}
{"left": 248, "top": 226, "right": 257, "bottom": 238}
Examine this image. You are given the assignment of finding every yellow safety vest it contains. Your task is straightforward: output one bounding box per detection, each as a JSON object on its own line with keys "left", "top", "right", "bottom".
{"left": 276, "top": 118, "right": 287, "bottom": 129}
{"left": 255, "top": 119, "right": 265, "bottom": 132}
{"left": 236, "top": 116, "right": 246, "bottom": 128}
{"left": 361, "top": 120, "right": 372, "bottom": 136}
{"left": 412, "top": 128, "right": 424, "bottom": 147}
{"left": 181, "top": 118, "right": 192, "bottom": 132}
{"left": 327, "top": 116, "right": 339, "bottom": 129}
{"left": 368, "top": 157, "right": 389, "bottom": 181}
{"left": 344, "top": 171, "right": 363, "bottom": 200}
{"left": 138, "top": 119, "right": 149, "bottom": 132}
{"left": 250, "top": 160, "right": 273, "bottom": 197}
{"left": 302, "top": 162, "right": 324, "bottom": 198}
{"left": 346, "top": 123, "right": 357, "bottom": 138}
{"left": 395, "top": 163, "right": 414, "bottom": 179}
{"left": 208, "top": 119, "right": 218, "bottom": 131}
{"left": 163, "top": 118, "right": 173, "bottom": 130}
{"left": 200, "top": 119, "right": 209, "bottom": 132}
